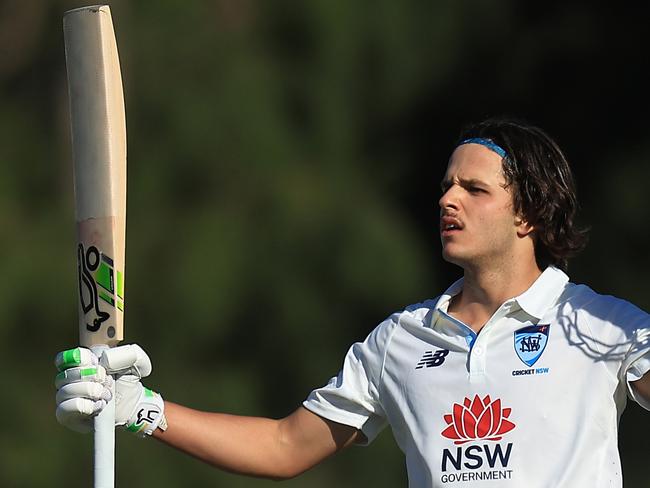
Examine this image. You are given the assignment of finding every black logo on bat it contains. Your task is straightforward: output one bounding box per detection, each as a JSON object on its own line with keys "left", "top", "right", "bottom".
{"left": 78, "top": 244, "right": 110, "bottom": 332}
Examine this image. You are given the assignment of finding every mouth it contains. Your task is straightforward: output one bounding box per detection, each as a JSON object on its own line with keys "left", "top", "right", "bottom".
{"left": 440, "top": 216, "right": 463, "bottom": 237}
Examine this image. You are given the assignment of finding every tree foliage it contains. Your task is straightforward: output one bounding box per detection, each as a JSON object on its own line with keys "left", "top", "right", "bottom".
{"left": 0, "top": 1, "right": 648, "bottom": 486}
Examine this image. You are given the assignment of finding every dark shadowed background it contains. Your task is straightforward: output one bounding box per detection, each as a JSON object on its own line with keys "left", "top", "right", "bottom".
{"left": 0, "top": 1, "right": 648, "bottom": 486}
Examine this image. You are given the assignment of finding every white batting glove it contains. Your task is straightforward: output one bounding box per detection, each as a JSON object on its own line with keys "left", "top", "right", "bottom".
{"left": 55, "top": 344, "right": 166, "bottom": 436}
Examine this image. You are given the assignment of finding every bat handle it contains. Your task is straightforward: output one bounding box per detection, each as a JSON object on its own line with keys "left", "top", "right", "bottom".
{"left": 91, "top": 344, "right": 116, "bottom": 488}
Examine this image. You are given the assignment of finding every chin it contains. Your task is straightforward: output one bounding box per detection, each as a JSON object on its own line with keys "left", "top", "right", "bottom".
{"left": 441, "top": 248, "right": 466, "bottom": 267}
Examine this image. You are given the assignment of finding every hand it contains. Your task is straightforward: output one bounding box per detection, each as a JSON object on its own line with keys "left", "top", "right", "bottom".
{"left": 55, "top": 344, "right": 166, "bottom": 436}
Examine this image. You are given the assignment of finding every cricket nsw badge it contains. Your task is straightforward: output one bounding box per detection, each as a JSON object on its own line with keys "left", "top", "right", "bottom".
{"left": 513, "top": 324, "right": 549, "bottom": 367}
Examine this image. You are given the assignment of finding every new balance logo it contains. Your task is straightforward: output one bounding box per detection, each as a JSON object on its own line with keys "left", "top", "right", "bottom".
{"left": 415, "top": 349, "right": 449, "bottom": 369}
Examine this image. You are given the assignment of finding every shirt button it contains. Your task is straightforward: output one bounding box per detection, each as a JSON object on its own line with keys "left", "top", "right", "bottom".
{"left": 474, "top": 346, "right": 483, "bottom": 356}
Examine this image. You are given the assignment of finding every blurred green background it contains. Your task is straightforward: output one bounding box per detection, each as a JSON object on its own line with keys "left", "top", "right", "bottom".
{"left": 1, "top": 0, "right": 648, "bottom": 486}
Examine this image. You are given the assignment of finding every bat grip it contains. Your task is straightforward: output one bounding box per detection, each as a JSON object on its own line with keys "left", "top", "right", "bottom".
{"left": 91, "top": 344, "right": 116, "bottom": 488}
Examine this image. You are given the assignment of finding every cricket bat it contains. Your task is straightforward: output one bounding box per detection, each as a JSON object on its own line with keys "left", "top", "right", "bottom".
{"left": 63, "top": 5, "right": 126, "bottom": 487}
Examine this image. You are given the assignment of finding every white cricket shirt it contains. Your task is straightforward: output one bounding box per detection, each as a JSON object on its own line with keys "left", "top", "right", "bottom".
{"left": 303, "top": 266, "right": 650, "bottom": 488}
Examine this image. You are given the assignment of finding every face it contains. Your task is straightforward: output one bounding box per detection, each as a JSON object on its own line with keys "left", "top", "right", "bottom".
{"left": 439, "top": 143, "right": 526, "bottom": 269}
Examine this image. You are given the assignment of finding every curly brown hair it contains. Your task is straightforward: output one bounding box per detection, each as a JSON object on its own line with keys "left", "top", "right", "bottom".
{"left": 457, "top": 117, "right": 589, "bottom": 271}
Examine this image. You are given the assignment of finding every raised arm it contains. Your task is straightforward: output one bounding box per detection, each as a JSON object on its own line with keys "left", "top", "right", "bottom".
{"left": 55, "top": 344, "right": 362, "bottom": 480}
{"left": 154, "top": 403, "right": 361, "bottom": 479}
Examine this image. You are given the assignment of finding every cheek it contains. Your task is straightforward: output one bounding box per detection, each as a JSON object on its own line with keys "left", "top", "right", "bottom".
{"left": 476, "top": 206, "right": 518, "bottom": 237}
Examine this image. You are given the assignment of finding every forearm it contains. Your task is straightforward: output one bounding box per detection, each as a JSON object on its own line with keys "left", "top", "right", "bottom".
{"left": 152, "top": 401, "right": 356, "bottom": 479}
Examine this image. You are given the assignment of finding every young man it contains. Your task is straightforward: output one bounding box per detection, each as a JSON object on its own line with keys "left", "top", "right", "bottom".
{"left": 55, "top": 118, "right": 650, "bottom": 487}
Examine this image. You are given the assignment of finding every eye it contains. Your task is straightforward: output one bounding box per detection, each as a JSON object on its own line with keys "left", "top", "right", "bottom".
{"left": 468, "top": 186, "right": 486, "bottom": 194}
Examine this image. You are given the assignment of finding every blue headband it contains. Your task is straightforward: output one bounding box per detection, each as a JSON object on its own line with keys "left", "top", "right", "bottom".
{"left": 459, "top": 137, "right": 507, "bottom": 159}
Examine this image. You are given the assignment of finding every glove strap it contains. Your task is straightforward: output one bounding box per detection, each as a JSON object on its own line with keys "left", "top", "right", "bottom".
{"left": 125, "top": 387, "right": 167, "bottom": 437}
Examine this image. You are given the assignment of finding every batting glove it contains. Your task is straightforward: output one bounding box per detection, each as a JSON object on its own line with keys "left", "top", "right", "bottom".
{"left": 55, "top": 344, "right": 166, "bottom": 436}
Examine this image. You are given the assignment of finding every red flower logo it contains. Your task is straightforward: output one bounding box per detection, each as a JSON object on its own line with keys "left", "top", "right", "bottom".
{"left": 441, "top": 395, "right": 515, "bottom": 445}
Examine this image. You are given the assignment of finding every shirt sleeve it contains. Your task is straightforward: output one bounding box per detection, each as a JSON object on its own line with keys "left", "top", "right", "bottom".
{"left": 610, "top": 300, "right": 650, "bottom": 410}
{"left": 302, "top": 315, "right": 398, "bottom": 445}
{"left": 621, "top": 327, "right": 650, "bottom": 410}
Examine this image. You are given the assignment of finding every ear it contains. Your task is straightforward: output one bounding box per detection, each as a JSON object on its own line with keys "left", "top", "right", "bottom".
{"left": 515, "top": 217, "right": 534, "bottom": 237}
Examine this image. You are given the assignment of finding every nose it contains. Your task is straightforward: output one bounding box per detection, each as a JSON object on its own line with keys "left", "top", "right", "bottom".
{"left": 439, "top": 185, "right": 459, "bottom": 211}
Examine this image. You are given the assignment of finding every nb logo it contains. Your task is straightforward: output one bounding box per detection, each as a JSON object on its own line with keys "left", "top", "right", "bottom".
{"left": 519, "top": 335, "right": 543, "bottom": 352}
{"left": 415, "top": 349, "right": 449, "bottom": 369}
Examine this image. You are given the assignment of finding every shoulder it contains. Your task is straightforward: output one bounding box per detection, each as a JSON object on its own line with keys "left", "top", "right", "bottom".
{"left": 403, "top": 298, "right": 442, "bottom": 317}
{"left": 365, "top": 297, "right": 442, "bottom": 347}
{"left": 557, "top": 281, "right": 649, "bottom": 332}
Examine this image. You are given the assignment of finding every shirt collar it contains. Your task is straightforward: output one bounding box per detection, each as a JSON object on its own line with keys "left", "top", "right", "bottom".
{"left": 432, "top": 266, "right": 569, "bottom": 320}
{"left": 514, "top": 266, "right": 569, "bottom": 319}
{"left": 432, "top": 277, "right": 464, "bottom": 313}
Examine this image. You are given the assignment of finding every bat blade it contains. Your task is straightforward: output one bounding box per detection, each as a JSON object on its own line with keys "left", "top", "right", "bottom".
{"left": 64, "top": 5, "right": 126, "bottom": 349}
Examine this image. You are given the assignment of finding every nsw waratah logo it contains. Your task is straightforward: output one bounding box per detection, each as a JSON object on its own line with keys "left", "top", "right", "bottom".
{"left": 441, "top": 395, "right": 516, "bottom": 445}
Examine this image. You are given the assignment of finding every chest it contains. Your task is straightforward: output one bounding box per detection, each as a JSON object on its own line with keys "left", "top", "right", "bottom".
{"left": 378, "top": 316, "right": 618, "bottom": 435}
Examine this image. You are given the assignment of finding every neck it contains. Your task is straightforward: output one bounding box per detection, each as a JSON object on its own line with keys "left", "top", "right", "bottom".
{"left": 448, "top": 258, "right": 543, "bottom": 332}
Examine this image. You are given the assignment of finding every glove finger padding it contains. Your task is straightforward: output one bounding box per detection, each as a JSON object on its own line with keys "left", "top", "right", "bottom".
{"left": 100, "top": 344, "right": 152, "bottom": 378}
{"left": 56, "top": 381, "right": 111, "bottom": 404}
{"left": 55, "top": 364, "right": 110, "bottom": 390}
{"left": 56, "top": 397, "right": 106, "bottom": 433}
{"left": 55, "top": 347, "right": 97, "bottom": 372}
{"left": 54, "top": 364, "right": 113, "bottom": 432}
